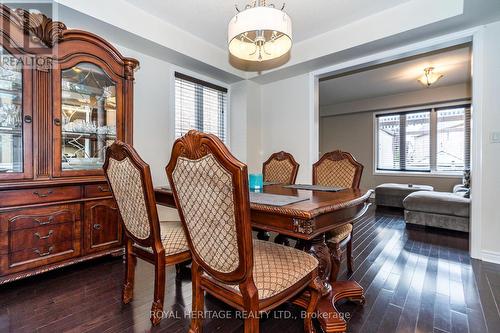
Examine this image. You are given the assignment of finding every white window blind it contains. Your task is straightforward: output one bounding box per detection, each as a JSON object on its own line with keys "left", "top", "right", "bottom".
{"left": 436, "top": 107, "right": 470, "bottom": 172}
{"left": 175, "top": 72, "right": 227, "bottom": 142}
{"left": 376, "top": 105, "right": 470, "bottom": 173}
{"left": 377, "top": 114, "right": 401, "bottom": 170}
{"left": 405, "top": 112, "right": 430, "bottom": 171}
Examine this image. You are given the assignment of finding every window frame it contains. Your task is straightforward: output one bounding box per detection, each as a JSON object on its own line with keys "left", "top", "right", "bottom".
{"left": 373, "top": 100, "right": 471, "bottom": 178}
{"left": 171, "top": 69, "right": 230, "bottom": 147}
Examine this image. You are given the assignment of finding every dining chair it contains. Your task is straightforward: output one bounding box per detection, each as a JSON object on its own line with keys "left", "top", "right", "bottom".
{"left": 313, "top": 150, "right": 364, "bottom": 282}
{"left": 166, "top": 130, "right": 323, "bottom": 333}
{"left": 262, "top": 151, "right": 300, "bottom": 185}
{"left": 262, "top": 151, "right": 300, "bottom": 245}
{"left": 103, "top": 141, "right": 191, "bottom": 326}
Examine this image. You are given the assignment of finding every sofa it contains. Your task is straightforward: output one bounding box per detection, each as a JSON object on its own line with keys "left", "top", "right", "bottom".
{"left": 403, "top": 188, "right": 470, "bottom": 232}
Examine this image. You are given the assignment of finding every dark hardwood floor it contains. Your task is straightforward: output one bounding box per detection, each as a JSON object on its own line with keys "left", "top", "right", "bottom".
{"left": 1, "top": 207, "right": 499, "bottom": 333}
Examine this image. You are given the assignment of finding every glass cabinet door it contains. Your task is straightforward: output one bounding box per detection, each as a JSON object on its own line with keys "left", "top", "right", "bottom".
{"left": 0, "top": 47, "right": 23, "bottom": 176}
{"left": 60, "top": 63, "right": 117, "bottom": 172}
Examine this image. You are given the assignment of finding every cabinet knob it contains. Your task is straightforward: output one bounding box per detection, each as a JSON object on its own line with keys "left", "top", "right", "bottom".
{"left": 54, "top": 118, "right": 61, "bottom": 126}
{"left": 24, "top": 115, "right": 32, "bottom": 123}
{"left": 93, "top": 223, "right": 102, "bottom": 230}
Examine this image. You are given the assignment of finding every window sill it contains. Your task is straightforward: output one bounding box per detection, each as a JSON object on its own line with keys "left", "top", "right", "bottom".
{"left": 373, "top": 170, "right": 463, "bottom": 178}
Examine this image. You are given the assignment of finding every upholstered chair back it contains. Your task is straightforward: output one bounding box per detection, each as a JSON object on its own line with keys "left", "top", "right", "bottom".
{"left": 262, "top": 151, "right": 299, "bottom": 184}
{"left": 313, "top": 150, "right": 364, "bottom": 189}
{"left": 166, "top": 131, "right": 253, "bottom": 283}
{"left": 104, "top": 141, "right": 161, "bottom": 247}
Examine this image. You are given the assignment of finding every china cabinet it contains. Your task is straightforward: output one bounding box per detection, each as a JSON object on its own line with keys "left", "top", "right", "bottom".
{"left": 0, "top": 4, "right": 139, "bottom": 284}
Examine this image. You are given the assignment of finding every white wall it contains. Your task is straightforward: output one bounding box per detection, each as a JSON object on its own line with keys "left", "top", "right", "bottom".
{"left": 472, "top": 21, "right": 500, "bottom": 262}
{"left": 246, "top": 81, "right": 263, "bottom": 173}
{"left": 260, "top": 74, "right": 314, "bottom": 183}
{"left": 232, "top": 81, "right": 262, "bottom": 172}
{"left": 230, "top": 80, "right": 262, "bottom": 173}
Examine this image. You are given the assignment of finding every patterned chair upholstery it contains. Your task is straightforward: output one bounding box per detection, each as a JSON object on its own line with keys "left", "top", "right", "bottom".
{"left": 106, "top": 157, "right": 152, "bottom": 240}
{"left": 218, "top": 239, "right": 318, "bottom": 299}
{"left": 262, "top": 151, "right": 299, "bottom": 185}
{"left": 313, "top": 150, "right": 364, "bottom": 282}
{"left": 313, "top": 152, "right": 362, "bottom": 188}
{"left": 166, "top": 130, "right": 322, "bottom": 333}
{"left": 171, "top": 154, "right": 240, "bottom": 273}
{"left": 103, "top": 141, "right": 190, "bottom": 326}
{"left": 134, "top": 221, "right": 189, "bottom": 256}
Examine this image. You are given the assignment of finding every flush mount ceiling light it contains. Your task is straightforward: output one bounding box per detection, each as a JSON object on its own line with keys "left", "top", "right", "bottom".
{"left": 228, "top": 0, "right": 292, "bottom": 67}
{"left": 418, "top": 67, "right": 444, "bottom": 87}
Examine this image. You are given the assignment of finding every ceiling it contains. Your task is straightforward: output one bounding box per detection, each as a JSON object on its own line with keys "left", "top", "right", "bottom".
{"left": 319, "top": 45, "right": 472, "bottom": 106}
{"left": 55, "top": 0, "right": 500, "bottom": 84}
{"left": 124, "top": 0, "right": 412, "bottom": 49}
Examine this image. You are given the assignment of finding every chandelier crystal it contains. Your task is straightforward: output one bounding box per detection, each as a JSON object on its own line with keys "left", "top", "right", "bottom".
{"left": 228, "top": 1, "right": 292, "bottom": 64}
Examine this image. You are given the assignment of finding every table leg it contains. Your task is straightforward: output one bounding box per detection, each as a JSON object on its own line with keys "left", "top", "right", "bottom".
{"left": 274, "top": 234, "right": 291, "bottom": 246}
{"left": 256, "top": 230, "right": 270, "bottom": 241}
{"left": 304, "top": 234, "right": 332, "bottom": 294}
{"left": 299, "top": 233, "right": 364, "bottom": 333}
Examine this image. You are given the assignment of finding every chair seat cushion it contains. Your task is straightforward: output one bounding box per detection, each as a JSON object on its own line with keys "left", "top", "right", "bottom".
{"left": 134, "top": 221, "right": 189, "bottom": 256}
{"left": 209, "top": 240, "right": 318, "bottom": 300}
{"left": 327, "top": 224, "right": 353, "bottom": 243}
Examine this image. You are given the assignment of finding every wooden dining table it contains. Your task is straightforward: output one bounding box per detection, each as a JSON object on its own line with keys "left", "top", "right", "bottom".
{"left": 155, "top": 184, "right": 373, "bottom": 333}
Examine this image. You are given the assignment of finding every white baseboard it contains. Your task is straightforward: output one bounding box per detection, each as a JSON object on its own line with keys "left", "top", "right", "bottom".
{"left": 481, "top": 250, "right": 500, "bottom": 264}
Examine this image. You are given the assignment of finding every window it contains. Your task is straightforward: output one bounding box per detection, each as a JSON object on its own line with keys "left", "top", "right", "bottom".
{"left": 436, "top": 108, "right": 469, "bottom": 172}
{"left": 405, "top": 111, "right": 431, "bottom": 171}
{"left": 174, "top": 72, "right": 227, "bottom": 142}
{"left": 376, "top": 105, "right": 471, "bottom": 174}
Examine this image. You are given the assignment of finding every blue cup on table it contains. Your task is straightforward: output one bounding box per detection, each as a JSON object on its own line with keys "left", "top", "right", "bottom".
{"left": 249, "top": 173, "right": 263, "bottom": 192}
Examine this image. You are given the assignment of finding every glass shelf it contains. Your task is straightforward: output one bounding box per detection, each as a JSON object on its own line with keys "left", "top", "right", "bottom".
{"left": 62, "top": 132, "right": 116, "bottom": 138}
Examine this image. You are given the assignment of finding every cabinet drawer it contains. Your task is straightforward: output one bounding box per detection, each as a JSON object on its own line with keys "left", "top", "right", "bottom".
{"left": 0, "top": 204, "right": 81, "bottom": 232}
{"left": 9, "top": 223, "right": 74, "bottom": 253}
{"left": 84, "top": 183, "right": 112, "bottom": 198}
{"left": 0, "top": 186, "right": 81, "bottom": 208}
{"left": 9, "top": 240, "right": 76, "bottom": 268}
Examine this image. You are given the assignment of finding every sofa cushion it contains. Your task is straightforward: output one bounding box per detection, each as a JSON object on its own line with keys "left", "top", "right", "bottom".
{"left": 403, "top": 191, "right": 470, "bottom": 218}
{"left": 375, "top": 183, "right": 434, "bottom": 208}
{"left": 375, "top": 183, "right": 434, "bottom": 196}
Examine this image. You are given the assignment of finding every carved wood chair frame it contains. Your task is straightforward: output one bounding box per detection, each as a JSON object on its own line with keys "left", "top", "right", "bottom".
{"left": 166, "top": 130, "right": 322, "bottom": 333}
{"left": 262, "top": 151, "right": 300, "bottom": 184}
{"left": 103, "top": 141, "right": 190, "bottom": 326}
{"left": 312, "top": 150, "right": 364, "bottom": 282}
{"left": 312, "top": 150, "right": 364, "bottom": 189}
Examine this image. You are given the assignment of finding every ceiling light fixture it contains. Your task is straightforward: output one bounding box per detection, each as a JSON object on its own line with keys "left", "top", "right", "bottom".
{"left": 228, "top": 0, "right": 292, "bottom": 67}
{"left": 418, "top": 67, "right": 443, "bottom": 87}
